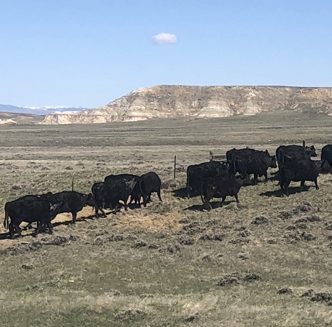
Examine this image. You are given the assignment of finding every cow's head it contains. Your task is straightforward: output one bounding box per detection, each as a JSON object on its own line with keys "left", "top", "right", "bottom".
{"left": 84, "top": 193, "right": 95, "bottom": 207}
{"left": 305, "top": 145, "right": 317, "bottom": 157}
{"left": 268, "top": 155, "right": 277, "bottom": 168}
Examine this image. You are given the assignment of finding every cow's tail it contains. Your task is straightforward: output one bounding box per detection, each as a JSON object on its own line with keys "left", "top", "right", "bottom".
{"left": 4, "top": 206, "right": 9, "bottom": 229}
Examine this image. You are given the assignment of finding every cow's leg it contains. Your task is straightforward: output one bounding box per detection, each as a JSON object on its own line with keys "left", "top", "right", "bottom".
{"left": 314, "top": 178, "right": 319, "bottom": 190}
{"left": 15, "top": 224, "right": 22, "bottom": 236}
{"left": 116, "top": 202, "right": 121, "bottom": 212}
{"left": 201, "top": 192, "right": 212, "bottom": 211}
{"left": 142, "top": 195, "right": 148, "bottom": 207}
{"left": 157, "top": 188, "right": 162, "bottom": 202}
{"left": 220, "top": 196, "right": 226, "bottom": 206}
{"left": 264, "top": 171, "right": 268, "bottom": 181}
{"left": 9, "top": 222, "right": 15, "bottom": 238}
{"left": 36, "top": 221, "right": 41, "bottom": 232}
{"left": 95, "top": 203, "right": 106, "bottom": 218}
{"left": 300, "top": 180, "right": 306, "bottom": 191}
{"left": 38, "top": 219, "right": 50, "bottom": 234}
{"left": 24, "top": 222, "right": 34, "bottom": 230}
{"left": 72, "top": 212, "right": 77, "bottom": 224}
{"left": 203, "top": 200, "right": 212, "bottom": 211}
{"left": 101, "top": 208, "right": 107, "bottom": 217}
{"left": 253, "top": 174, "right": 258, "bottom": 185}
{"left": 129, "top": 195, "right": 133, "bottom": 205}
{"left": 234, "top": 194, "right": 239, "bottom": 203}
{"left": 112, "top": 201, "right": 120, "bottom": 213}
{"left": 94, "top": 205, "right": 99, "bottom": 218}
{"left": 133, "top": 195, "right": 141, "bottom": 207}
{"left": 186, "top": 186, "right": 191, "bottom": 198}
{"left": 48, "top": 222, "right": 53, "bottom": 234}
{"left": 186, "top": 179, "right": 191, "bottom": 198}
{"left": 284, "top": 181, "right": 290, "bottom": 196}
{"left": 124, "top": 198, "right": 128, "bottom": 211}
{"left": 36, "top": 222, "right": 41, "bottom": 234}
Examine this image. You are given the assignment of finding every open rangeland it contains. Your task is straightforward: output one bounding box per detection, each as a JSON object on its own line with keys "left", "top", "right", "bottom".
{"left": 0, "top": 111, "right": 331, "bottom": 327}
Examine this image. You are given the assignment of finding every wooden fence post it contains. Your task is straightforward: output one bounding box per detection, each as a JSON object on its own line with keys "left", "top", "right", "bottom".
{"left": 71, "top": 175, "right": 74, "bottom": 191}
{"left": 210, "top": 151, "right": 213, "bottom": 161}
{"left": 173, "top": 155, "right": 177, "bottom": 183}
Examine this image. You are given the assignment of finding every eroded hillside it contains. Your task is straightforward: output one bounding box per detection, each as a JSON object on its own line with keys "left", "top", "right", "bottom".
{"left": 41, "top": 85, "right": 332, "bottom": 124}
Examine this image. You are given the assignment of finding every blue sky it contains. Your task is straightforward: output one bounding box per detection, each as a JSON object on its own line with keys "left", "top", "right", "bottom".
{"left": 1, "top": 0, "right": 331, "bottom": 107}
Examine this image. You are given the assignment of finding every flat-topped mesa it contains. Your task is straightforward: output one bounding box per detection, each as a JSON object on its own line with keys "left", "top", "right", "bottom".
{"left": 40, "top": 85, "right": 332, "bottom": 124}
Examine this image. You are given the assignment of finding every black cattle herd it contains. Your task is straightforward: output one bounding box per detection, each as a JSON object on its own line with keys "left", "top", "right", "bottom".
{"left": 3, "top": 143, "right": 332, "bottom": 238}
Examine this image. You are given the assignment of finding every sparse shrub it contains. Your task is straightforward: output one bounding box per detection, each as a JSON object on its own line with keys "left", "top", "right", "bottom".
{"left": 251, "top": 215, "right": 269, "bottom": 224}
{"left": 278, "top": 287, "right": 293, "bottom": 295}
{"left": 307, "top": 214, "right": 321, "bottom": 222}
{"left": 279, "top": 211, "right": 293, "bottom": 220}
{"left": 217, "top": 273, "right": 241, "bottom": 287}
{"left": 133, "top": 240, "right": 147, "bottom": 248}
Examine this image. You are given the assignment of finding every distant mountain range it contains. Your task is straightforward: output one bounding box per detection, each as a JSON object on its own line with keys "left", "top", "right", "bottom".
{"left": 0, "top": 104, "right": 86, "bottom": 116}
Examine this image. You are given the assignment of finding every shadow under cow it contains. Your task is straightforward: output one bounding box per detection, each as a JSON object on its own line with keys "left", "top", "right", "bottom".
{"left": 260, "top": 185, "right": 313, "bottom": 197}
{"left": 184, "top": 200, "right": 234, "bottom": 211}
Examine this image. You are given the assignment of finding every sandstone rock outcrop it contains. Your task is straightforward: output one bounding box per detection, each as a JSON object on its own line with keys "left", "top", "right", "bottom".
{"left": 41, "top": 85, "right": 332, "bottom": 124}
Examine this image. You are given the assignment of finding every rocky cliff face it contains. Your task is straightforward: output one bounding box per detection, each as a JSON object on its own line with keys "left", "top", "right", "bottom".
{"left": 41, "top": 85, "right": 332, "bottom": 124}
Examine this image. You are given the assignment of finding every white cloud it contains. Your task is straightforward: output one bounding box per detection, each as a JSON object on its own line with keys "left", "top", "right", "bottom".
{"left": 152, "top": 32, "right": 177, "bottom": 44}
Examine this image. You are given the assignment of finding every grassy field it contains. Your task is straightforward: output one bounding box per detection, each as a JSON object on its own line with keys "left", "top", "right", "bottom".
{"left": 0, "top": 111, "right": 331, "bottom": 327}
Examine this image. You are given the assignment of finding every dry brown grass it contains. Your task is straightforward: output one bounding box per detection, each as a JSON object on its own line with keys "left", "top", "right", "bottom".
{"left": 0, "top": 111, "right": 331, "bottom": 327}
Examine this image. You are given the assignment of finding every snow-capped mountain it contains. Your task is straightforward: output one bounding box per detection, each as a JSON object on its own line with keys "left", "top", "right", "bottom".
{"left": 0, "top": 104, "right": 86, "bottom": 116}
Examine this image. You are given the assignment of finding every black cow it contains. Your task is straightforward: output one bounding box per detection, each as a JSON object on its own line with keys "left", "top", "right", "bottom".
{"left": 186, "top": 161, "right": 230, "bottom": 198}
{"left": 104, "top": 174, "right": 139, "bottom": 184}
{"left": 91, "top": 182, "right": 107, "bottom": 218}
{"left": 10, "top": 193, "right": 53, "bottom": 230}
{"left": 227, "top": 148, "right": 277, "bottom": 184}
{"left": 226, "top": 147, "right": 257, "bottom": 162}
{"left": 201, "top": 175, "right": 243, "bottom": 210}
{"left": 42, "top": 191, "right": 94, "bottom": 223}
{"left": 131, "top": 172, "right": 162, "bottom": 207}
{"left": 103, "top": 174, "right": 139, "bottom": 212}
{"left": 4, "top": 196, "right": 63, "bottom": 238}
{"left": 278, "top": 158, "right": 319, "bottom": 196}
{"left": 321, "top": 144, "right": 332, "bottom": 168}
{"left": 276, "top": 144, "right": 317, "bottom": 168}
